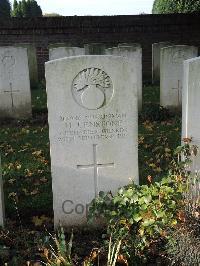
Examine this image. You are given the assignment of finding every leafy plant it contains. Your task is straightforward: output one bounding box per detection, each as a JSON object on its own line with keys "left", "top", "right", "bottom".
{"left": 89, "top": 141, "right": 197, "bottom": 263}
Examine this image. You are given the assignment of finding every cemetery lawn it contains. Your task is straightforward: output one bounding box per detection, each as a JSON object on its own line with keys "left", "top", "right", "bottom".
{"left": 0, "top": 85, "right": 181, "bottom": 263}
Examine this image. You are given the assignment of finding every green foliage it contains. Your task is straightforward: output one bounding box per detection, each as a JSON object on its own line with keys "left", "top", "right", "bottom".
{"left": 152, "top": 0, "right": 200, "bottom": 14}
{"left": 12, "top": 0, "right": 42, "bottom": 17}
{"left": 42, "top": 227, "right": 74, "bottom": 265}
{"left": 0, "top": 0, "right": 11, "bottom": 18}
{"left": 89, "top": 143, "right": 196, "bottom": 263}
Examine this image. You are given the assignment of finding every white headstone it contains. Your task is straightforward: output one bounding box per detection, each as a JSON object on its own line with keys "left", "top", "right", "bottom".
{"left": 45, "top": 55, "right": 139, "bottom": 227}
{"left": 106, "top": 45, "right": 142, "bottom": 111}
{"left": 152, "top": 42, "right": 172, "bottom": 84}
{"left": 182, "top": 56, "right": 200, "bottom": 171}
{"left": 0, "top": 47, "right": 32, "bottom": 119}
{"left": 15, "top": 43, "right": 38, "bottom": 89}
{"left": 0, "top": 154, "right": 4, "bottom": 227}
{"left": 160, "top": 45, "right": 198, "bottom": 111}
{"left": 49, "top": 47, "right": 85, "bottom": 61}
{"left": 105, "top": 47, "right": 119, "bottom": 55}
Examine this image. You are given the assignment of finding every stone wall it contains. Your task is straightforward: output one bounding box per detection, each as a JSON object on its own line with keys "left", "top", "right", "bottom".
{"left": 0, "top": 13, "right": 200, "bottom": 81}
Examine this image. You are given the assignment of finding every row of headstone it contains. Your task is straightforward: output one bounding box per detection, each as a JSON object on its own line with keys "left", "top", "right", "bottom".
{"left": 1, "top": 41, "right": 198, "bottom": 120}
{"left": 152, "top": 43, "right": 198, "bottom": 110}
{"left": 49, "top": 43, "right": 143, "bottom": 111}
{"left": 45, "top": 52, "right": 139, "bottom": 226}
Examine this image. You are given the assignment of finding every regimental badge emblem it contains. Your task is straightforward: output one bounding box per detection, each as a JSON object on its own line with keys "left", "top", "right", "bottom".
{"left": 72, "top": 68, "right": 114, "bottom": 110}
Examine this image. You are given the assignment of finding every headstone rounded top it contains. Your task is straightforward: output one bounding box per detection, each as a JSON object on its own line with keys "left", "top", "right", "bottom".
{"left": 72, "top": 67, "right": 113, "bottom": 110}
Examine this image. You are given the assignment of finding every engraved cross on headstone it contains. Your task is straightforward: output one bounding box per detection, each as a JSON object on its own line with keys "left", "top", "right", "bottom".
{"left": 2, "top": 55, "right": 19, "bottom": 109}
{"left": 77, "top": 144, "right": 114, "bottom": 197}
{"left": 4, "top": 86, "right": 20, "bottom": 108}
{"left": 172, "top": 80, "right": 182, "bottom": 105}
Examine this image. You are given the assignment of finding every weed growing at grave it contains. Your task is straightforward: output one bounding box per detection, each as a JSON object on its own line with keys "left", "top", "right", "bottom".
{"left": 40, "top": 228, "right": 124, "bottom": 266}
{"left": 41, "top": 227, "right": 74, "bottom": 266}
{"left": 88, "top": 140, "right": 199, "bottom": 264}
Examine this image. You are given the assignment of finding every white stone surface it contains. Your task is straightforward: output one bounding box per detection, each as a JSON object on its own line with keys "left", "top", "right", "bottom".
{"left": 49, "top": 47, "right": 85, "bottom": 60}
{"left": 182, "top": 56, "right": 200, "bottom": 172}
{"left": 0, "top": 46, "right": 32, "bottom": 119}
{"left": 152, "top": 42, "right": 172, "bottom": 84}
{"left": 45, "top": 55, "right": 138, "bottom": 227}
{"left": 106, "top": 45, "right": 142, "bottom": 111}
{"left": 15, "top": 43, "right": 38, "bottom": 88}
{"left": 0, "top": 154, "right": 4, "bottom": 227}
{"left": 160, "top": 45, "right": 198, "bottom": 110}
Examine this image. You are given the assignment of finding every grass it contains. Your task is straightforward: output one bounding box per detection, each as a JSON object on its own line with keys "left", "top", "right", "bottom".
{"left": 0, "top": 85, "right": 181, "bottom": 223}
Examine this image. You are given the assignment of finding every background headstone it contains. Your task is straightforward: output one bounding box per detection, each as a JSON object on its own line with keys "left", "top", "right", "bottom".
{"left": 152, "top": 42, "right": 172, "bottom": 84}
{"left": 15, "top": 43, "right": 38, "bottom": 89}
{"left": 160, "top": 45, "right": 198, "bottom": 111}
{"left": 84, "top": 43, "right": 106, "bottom": 55}
{"left": 106, "top": 45, "right": 142, "bottom": 111}
{"left": 0, "top": 46, "right": 32, "bottom": 119}
{"left": 0, "top": 154, "right": 4, "bottom": 227}
{"left": 118, "top": 43, "right": 141, "bottom": 48}
{"left": 45, "top": 55, "right": 138, "bottom": 227}
{"left": 105, "top": 47, "right": 119, "bottom": 55}
{"left": 182, "top": 57, "right": 200, "bottom": 205}
{"left": 182, "top": 56, "right": 200, "bottom": 170}
{"left": 49, "top": 47, "right": 85, "bottom": 61}
{"left": 48, "top": 43, "right": 72, "bottom": 49}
